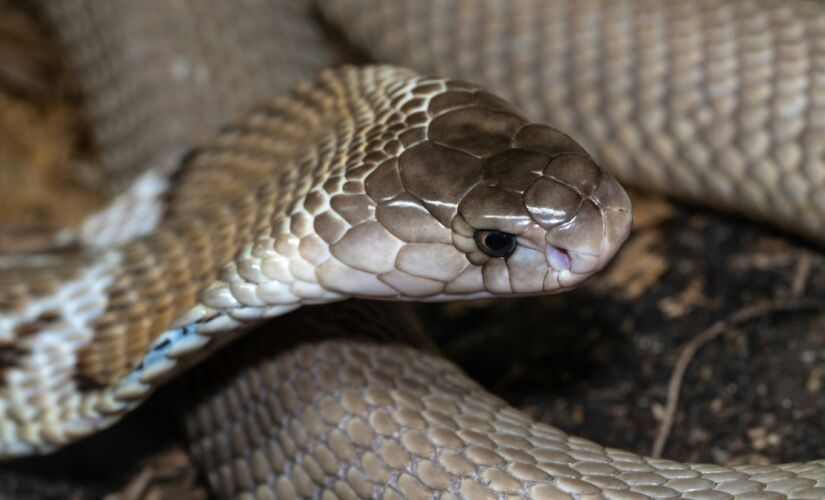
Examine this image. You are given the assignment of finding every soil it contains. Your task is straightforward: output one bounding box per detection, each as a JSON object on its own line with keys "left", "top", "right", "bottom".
{"left": 0, "top": 1, "right": 823, "bottom": 498}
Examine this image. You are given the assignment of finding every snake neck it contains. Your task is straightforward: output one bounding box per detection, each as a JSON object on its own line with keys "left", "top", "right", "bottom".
{"left": 81, "top": 66, "right": 431, "bottom": 385}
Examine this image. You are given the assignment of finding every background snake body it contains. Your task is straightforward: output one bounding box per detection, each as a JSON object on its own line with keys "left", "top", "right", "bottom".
{"left": 1, "top": 0, "right": 825, "bottom": 498}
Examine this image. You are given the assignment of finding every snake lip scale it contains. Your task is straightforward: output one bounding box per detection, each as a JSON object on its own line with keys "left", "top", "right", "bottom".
{"left": 2, "top": 1, "right": 825, "bottom": 498}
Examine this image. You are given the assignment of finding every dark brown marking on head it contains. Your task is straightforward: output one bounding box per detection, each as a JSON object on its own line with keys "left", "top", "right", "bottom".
{"left": 514, "top": 124, "right": 587, "bottom": 157}
{"left": 483, "top": 149, "right": 549, "bottom": 192}
{"left": 398, "top": 127, "right": 427, "bottom": 148}
{"left": 398, "top": 141, "right": 483, "bottom": 225}
{"left": 365, "top": 158, "right": 404, "bottom": 202}
{"left": 383, "top": 139, "right": 403, "bottom": 157}
{"left": 472, "top": 91, "right": 523, "bottom": 115}
{"left": 543, "top": 154, "right": 602, "bottom": 197}
{"left": 405, "top": 112, "right": 429, "bottom": 128}
{"left": 444, "top": 80, "right": 478, "bottom": 92}
{"left": 428, "top": 106, "right": 527, "bottom": 157}
{"left": 412, "top": 82, "right": 444, "bottom": 96}
{"left": 400, "top": 98, "right": 426, "bottom": 114}
{"left": 363, "top": 150, "right": 388, "bottom": 165}
{"left": 458, "top": 186, "right": 532, "bottom": 235}
{"left": 427, "top": 91, "right": 476, "bottom": 117}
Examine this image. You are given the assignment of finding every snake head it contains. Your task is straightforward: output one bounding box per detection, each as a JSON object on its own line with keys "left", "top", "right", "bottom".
{"left": 281, "top": 73, "right": 632, "bottom": 302}
{"left": 389, "top": 84, "right": 633, "bottom": 296}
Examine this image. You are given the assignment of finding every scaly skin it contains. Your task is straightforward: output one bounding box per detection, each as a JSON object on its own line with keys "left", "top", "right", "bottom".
{"left": 0, "top": 66, "right": 630, "bottom": 461}
{"left": 2, "top": 0, "right": 824, "bottom": 498}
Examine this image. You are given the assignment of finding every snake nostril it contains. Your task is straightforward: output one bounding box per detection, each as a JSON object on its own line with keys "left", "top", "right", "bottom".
{"left": 546, "top": 246, "right": 572, "bottom": 271}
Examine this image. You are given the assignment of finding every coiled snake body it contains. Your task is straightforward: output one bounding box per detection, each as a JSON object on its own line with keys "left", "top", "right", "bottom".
{"left": 2, "top": 1, "right": 825, "bottom": 498}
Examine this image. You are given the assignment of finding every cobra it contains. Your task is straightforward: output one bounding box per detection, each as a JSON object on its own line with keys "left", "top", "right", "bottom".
{"left": 1, "top": 1, "right": 825, "bottom": 498}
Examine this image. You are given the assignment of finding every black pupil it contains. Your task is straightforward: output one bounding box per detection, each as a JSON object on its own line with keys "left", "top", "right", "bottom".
{"left": 475, "top": 230, "right": 517, "bottom": 257}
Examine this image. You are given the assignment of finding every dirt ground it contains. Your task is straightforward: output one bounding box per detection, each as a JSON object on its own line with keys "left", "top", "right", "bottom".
{"left": 0, "top": 1, "right": 823, "bottom": 499}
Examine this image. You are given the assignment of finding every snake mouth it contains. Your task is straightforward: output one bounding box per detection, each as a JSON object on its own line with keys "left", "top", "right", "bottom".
{"left": 544, "top": 245, "right": 598, "bottom": 289}
{"left": 545, "top": 245, "right": 572, "bottom": 271}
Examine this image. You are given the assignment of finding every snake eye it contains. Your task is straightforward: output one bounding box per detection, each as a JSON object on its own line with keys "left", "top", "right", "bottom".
{"left": 474, "top": 230, "right": 517, "bottom": 258}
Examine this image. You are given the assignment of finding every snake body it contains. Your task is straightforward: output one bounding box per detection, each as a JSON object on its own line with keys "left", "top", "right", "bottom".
{"left": 2, "top": 0, "right": 825, "bottom": 498}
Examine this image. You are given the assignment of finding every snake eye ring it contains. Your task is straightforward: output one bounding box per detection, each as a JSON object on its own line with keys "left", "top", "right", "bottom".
{"left": 474, "top": 229, "right": 517, "bottom": 258}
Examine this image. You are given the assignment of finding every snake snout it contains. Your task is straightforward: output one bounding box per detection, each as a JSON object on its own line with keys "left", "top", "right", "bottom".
{"left": 518, "top": 150, "right": 632, "bottom": 289}
{"left": 543, "top": 168, "right": 632, "bottom": 284}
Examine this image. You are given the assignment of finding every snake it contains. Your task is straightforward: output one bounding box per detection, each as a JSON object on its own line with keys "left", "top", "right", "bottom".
{"left": 1, "top": 0, "right": 825, "bottom": 498}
